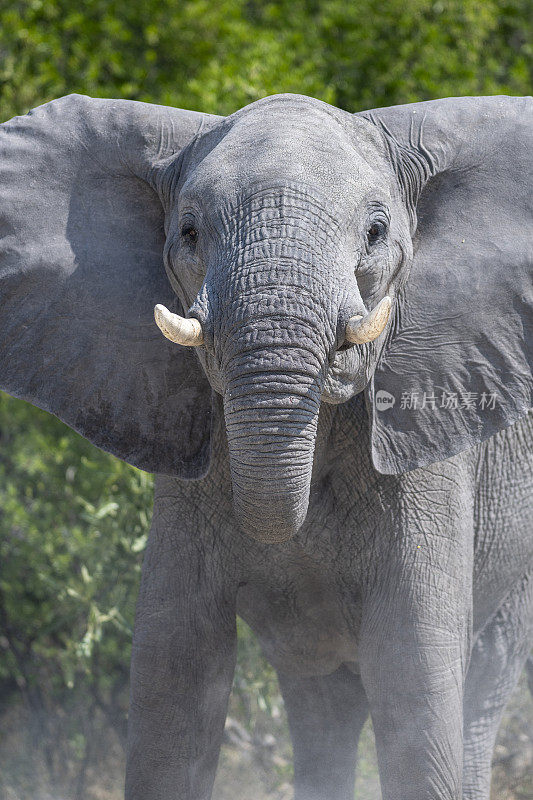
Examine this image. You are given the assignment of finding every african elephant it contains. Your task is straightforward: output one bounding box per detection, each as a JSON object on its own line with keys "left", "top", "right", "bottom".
{"left": 0, "top": 92, "right": 531, "bottom": 800}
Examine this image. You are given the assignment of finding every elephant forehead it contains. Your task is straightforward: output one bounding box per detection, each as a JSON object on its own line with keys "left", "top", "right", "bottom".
{"left": 186, "top": 101, "right": 392, "bottom": 214}
{"left": 219, "top": 181, "right": 342, "bottom": 231}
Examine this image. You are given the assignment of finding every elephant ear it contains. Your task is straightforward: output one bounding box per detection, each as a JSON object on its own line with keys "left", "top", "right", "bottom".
{"left": 362, "top": 96, "right": 532, "bottom": 473}
{"left": 0, "top": 94, "right": 222, "bottom": 476}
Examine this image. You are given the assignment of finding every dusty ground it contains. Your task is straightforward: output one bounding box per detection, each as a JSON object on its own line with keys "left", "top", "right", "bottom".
{"left": 217, "top": 672, "right": 533, "bottom": 800}
{"left": 1, "top": 674, "right": 531, "bottom": 800}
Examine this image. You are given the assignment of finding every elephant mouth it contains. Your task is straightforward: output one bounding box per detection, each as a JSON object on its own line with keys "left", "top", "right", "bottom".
{"left": 203, "top": 347, "right": 371, "bottom": 407}
{"left": 323, "top": 346, "right": 376, "bottom": 404}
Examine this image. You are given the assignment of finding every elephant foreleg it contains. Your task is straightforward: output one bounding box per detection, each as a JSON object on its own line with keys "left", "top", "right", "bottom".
{"left": 125, "top": 487, "right": 237, "bottom": 800}
{"left": 357, "top": 461, "right": 474, "bottom": 800}
{"left": 462, "top": 571, "right": 533, "bottom": 800}
{"left": 278, "top": 664, "right": 369, "bottom": 800}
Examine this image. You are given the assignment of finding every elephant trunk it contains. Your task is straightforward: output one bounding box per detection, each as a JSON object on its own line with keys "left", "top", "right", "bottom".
{"left": 222, "top": 322, "right": 327, "bottom": 543}
{"left": 224, "top": 378, "right": 322, "bottom": 543}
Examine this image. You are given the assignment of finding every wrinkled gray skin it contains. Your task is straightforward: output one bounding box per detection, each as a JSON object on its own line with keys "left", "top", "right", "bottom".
{"left": 129, "top": 403, "right": 532, "bottom": 800}
{"left": 126, "top": 98, "right": 533, "bottom": 800}
{"left": 1, "top": 94, "right": 532, "bottom": 800}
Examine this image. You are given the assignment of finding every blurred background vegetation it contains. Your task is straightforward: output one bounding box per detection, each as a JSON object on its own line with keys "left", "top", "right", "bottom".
{"left": 0, "top": 1, "right": 532, "bottom": 797}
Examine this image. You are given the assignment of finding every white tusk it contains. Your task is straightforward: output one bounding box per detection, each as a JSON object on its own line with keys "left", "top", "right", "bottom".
{"left": 345, "top": 296, "right": 392, "bottom": 344}
{"left": 154, "top": 304, "right": 204, "bottom": 346}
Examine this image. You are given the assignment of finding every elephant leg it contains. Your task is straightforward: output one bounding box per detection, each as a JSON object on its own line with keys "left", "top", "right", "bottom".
{"left": 356, "top": 458, "right": 476, "bottom": 800}
{"left": 125, "top": 483, "right": 237, "bottom": 800}
{"left": 462, "top": 571, "right": 533, "bottom": 800}
{"left": 278, "top": 664, "right": 369, "bottom": 800}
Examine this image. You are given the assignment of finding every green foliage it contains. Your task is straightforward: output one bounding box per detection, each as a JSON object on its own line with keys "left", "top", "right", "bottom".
{"left": 0, "top": 391, "right": 149, "bottom": 687}
{"left": 0, "top": 391, "right": 151, "bottom": 794}
{"left": 234, "top": 618, "right": 281, "bottom": 725}
{"left": 0, "top": 0, "right": 531, "bottom": 123}
{"left": 0, "top": 1, "right": 532, "bottom": 796}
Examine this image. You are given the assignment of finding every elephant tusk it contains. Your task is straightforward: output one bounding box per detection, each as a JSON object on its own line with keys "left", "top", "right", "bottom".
{"left": 154, "top": 304, "right": 204, "bottom": 346}
{"left": 345, "top": 296, "right": 392, "bottom": 344}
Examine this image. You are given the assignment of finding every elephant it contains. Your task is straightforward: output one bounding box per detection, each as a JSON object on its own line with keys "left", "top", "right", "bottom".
{"left": 0, "top": 91, "right": 531, "bottom": 800}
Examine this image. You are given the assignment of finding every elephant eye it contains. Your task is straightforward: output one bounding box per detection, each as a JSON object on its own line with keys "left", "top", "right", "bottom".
{"left": 181, "top": 225, "right": 198, "bottom": 244}
{"left": 366, "top": 220, "right": 387, "bottom": 246}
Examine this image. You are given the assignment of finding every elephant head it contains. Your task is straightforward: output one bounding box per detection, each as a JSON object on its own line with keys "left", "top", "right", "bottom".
{"left": 0, "top": 93, "right": 531, "bottom": 542}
